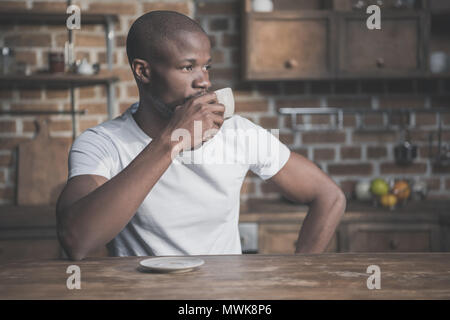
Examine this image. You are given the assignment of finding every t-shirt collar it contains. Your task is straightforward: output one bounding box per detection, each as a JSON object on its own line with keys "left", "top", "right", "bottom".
{"left": 127, "top": 102, "right": 152, "bottom": 142}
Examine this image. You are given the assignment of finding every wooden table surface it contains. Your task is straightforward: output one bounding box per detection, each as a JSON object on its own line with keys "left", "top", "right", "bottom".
{"left": 1, "top": 253, "right": 449, "bottom": 300}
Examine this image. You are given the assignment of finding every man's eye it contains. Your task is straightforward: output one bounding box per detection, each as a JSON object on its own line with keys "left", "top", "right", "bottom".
{"left": 204, "top": 64, "right": 212, "bottom": 71}
{"left": 182, "top": 65, "right": 193, "bottom": 71}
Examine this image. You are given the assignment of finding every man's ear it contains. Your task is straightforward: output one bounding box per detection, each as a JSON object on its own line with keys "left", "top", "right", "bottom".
{"left": 132, "top": 58, "right": 151, "bottom": 84}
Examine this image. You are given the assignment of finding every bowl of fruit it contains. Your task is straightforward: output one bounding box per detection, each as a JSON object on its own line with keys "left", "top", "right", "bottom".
{"left": 369, "top": 178, "right": 411, "bottom": 210}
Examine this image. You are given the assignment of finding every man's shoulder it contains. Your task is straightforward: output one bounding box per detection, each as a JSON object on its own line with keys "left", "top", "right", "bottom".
{"left": 79, "top": 108, "right": 132, "bottom": 139}
{"left": 74, "top": 109, "right": 133, "bottom": 147}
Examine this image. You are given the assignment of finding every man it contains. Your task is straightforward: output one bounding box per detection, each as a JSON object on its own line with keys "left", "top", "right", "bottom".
{"left": 56, "top": 11, "right": 346, "bottom": 261}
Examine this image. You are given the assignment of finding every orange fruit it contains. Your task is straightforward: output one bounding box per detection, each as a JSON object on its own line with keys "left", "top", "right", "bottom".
{"left": 380, "top": 193, "right": 398, "bottom": 208}
{"left": 392, "top": 180, "right": 411, "bottom": 200}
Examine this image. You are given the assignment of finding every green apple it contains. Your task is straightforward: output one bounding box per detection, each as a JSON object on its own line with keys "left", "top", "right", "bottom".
{"left": 370, "top": 178, "right": 389, "bottom": 196}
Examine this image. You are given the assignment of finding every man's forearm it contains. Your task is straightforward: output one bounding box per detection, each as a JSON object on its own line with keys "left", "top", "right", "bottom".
{"left": 58, "top": 135, "right": 180, "bottom": 260}
{"left": 295, "top": 191, "right": 346, "bottom": 254}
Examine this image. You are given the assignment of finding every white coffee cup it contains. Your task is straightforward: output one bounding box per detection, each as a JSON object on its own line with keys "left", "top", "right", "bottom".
{"left": 214, "top": 87, "right": 234, "bottom": 119}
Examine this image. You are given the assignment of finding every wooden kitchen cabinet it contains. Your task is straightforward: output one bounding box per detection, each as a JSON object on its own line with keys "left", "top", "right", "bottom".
{"left": 2, "top": 202, "right": 449, "bottom": 262}
{"left": 337, "top": 11, "right": 429, "bottom": 76}
{"left": 442, "top": 216, "right": 450, "bottom": 251}
{"left": 0, "top": 206, "right": 108, "bottom": 263}
{"left": 239, "top": 200, "right": 449, "bottom": 254}
{"left": 340, "top": 222, "right": 441, "bottom": 252}
{"left": 255, "top": 218, "right": 442, "bottom": 253}
{"left": 0, "top": 239, "right": 61, "bottom": 261}
{"left": 242, "top": 0, "right": 432, "bottom": 80}
{"left": 242, "top": 1, "right": 337, "bottom": 80}
{"left": 258, "top": 222, "right": 338, "bottom": 253}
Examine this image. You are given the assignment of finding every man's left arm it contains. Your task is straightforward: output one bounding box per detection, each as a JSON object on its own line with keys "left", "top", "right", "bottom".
{"left": 268, "top": 152, "right": 347, "bottom": 253}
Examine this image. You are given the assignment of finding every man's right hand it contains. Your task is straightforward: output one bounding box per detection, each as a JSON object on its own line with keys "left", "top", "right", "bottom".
{"left": 160, "top": 92, "right": 225, "bottom": 154}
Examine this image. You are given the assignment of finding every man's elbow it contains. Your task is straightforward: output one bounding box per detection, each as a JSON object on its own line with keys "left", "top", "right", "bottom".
{"left": 315, "top": 184, "right": 346, "bottom": 209}
{"left": 66, "top": 243, "right": 88, "bottom": 262}
{"left": 331, "top": 186, "right": 347, "bottom": 214}
{"left": 56, "top": 220, "right": 88, "bottom": 261}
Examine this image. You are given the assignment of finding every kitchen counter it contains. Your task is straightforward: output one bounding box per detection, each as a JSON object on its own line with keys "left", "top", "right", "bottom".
{"left": 239, "top": 198, "right": 450, "bottom": 223}
{"left": 0, "top": 253, "right": 449, "bottom": 299}
{"left": 1, "top": 199, "right": 448, "bottom": 227}
{"left": 0, "top": 200, "right": 449, "bottom": 262}
{"left": 239, "top": 199, "right": 450, "bottom": 253}
{"left": 241, "top": 198, "right": 450, "bottom": 216}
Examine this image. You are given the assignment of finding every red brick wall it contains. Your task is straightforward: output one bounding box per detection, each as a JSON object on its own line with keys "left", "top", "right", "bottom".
{"left": 0, "top": 0, "right": 449, "bottom": 205}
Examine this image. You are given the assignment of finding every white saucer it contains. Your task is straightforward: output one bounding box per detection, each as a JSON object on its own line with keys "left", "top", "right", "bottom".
{"left": 139, "top": 257, "right": 205, "bottom": 273}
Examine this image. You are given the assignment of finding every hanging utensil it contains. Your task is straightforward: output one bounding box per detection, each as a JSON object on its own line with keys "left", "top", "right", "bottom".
{"left": 394, "top": 111, "right": 417, "bottom": 166}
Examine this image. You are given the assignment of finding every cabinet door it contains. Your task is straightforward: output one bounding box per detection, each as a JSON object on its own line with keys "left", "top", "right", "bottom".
{"left": 244, "top": 11, "right": 336, "bottom": 80}
{"left": 259, "top": 223, "right": 338, "bottom": 254}
{"left": 344, "top": 223, "right": 440, "bottom": 252}
{"left": 338, "top": 12, "right": 428, "bottom": 76}
{"left": 428, "top": 0, "right": 450, "bottom": 10}
{"left": 442, "top": 221, "right": 450, "bottom": 251}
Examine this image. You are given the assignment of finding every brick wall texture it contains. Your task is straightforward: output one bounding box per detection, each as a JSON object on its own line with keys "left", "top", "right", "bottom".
{"left": 0, "top": 0, "right": 449, "bottom": 205}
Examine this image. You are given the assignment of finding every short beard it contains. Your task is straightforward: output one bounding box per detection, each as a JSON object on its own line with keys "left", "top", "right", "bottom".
{"left": 152, "top": 98, "right": 174, "bottom": 119}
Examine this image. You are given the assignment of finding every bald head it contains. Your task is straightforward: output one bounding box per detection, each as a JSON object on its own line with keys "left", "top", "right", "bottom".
{"left": 126, "top": 10, "right": 207, "bottom": 67}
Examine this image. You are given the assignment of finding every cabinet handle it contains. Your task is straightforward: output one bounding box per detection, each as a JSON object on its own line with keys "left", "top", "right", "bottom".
{"left": 389, "top": 239, "right": 398, "bottom": 250}
{"left": 285, "top": 59, "right": 299, "bottom": 69}
{"left": 376, "top": 58, "right": 385, "bottom": 68}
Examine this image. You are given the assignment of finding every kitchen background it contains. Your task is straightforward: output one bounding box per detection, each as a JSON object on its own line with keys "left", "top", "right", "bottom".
{"left": 0, "top": 0, "right": 449, "bottom": 260}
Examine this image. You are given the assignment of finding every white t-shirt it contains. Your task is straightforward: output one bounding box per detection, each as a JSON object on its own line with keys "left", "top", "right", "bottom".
{"left": 68, "top": 102, "right": 291, "bottom": 257}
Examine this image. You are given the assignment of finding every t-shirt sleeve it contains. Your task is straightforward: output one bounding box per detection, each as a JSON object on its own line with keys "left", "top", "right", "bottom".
{"left": 238, "top": 116, "right": 291, "bottom": 180}
{"left": 68, "top": 129, "right": 117, "bottom": 180}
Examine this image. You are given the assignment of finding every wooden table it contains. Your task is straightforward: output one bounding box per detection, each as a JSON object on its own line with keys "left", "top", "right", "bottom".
{"left": 1, "top": 253, "right": 449, "bottom": 299}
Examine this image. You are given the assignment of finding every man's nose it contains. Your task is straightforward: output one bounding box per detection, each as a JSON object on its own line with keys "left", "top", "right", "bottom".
{"left": 193, "top": 70, "right": 211, "bottom": 90}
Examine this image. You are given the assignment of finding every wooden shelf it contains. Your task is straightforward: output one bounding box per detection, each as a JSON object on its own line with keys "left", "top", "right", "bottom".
{"left": 0, "top": 11, "right": 120, "bottom": 137}
{"left": 0, "top": 73, "right": 119, "bottom": 88}
{"left": 0, "top": 11, "right": 118, "bottom": 25}
{"left": 0, "top": 74, "right": 119, "bottom": 124}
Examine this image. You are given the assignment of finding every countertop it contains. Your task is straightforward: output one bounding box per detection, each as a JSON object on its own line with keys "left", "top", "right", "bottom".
{"left": 241, "top": 198, "right": 450, "bottom": 215}
{"left": 1, "top": 199, "right": 449, "bottom": 227}
{"left": 239, "top": 199, "right": 450, "bottom": 224}
{"left": 1, "top": 253, "right": 449, "bottom": 299}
